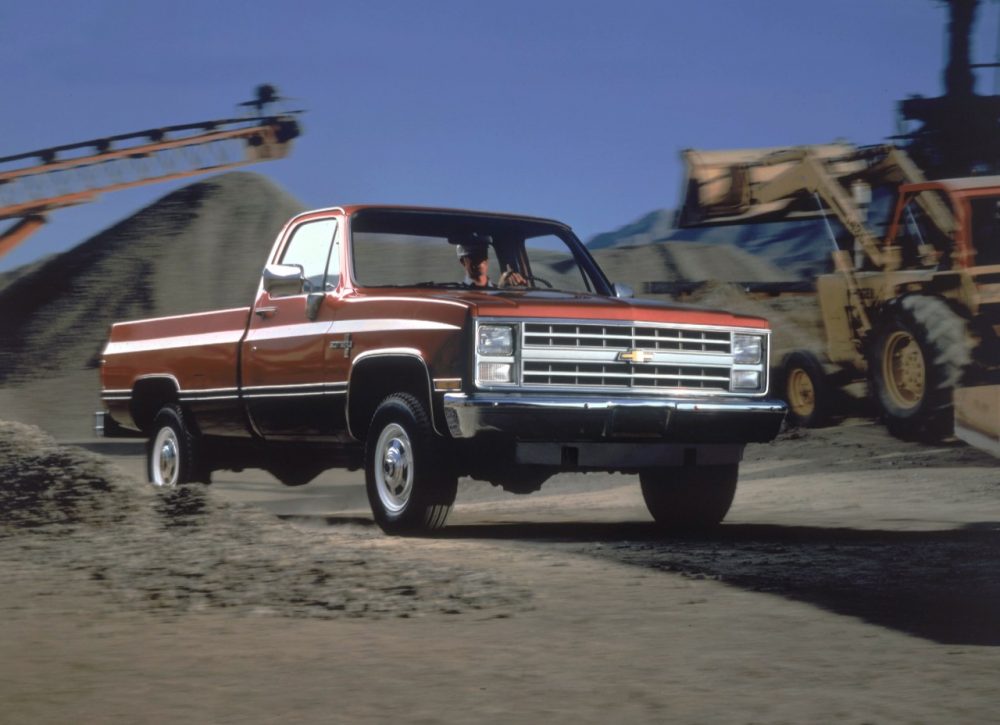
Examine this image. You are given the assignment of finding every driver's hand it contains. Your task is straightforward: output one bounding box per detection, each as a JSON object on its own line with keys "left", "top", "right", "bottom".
{"left": 498, "top": 265, "right": 528, "bottom": 288}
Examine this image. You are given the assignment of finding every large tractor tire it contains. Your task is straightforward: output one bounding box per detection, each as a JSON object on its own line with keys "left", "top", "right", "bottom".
{"left": 781, "top": 350, "right": 835, "bottom": 428}
{"left": 867, "top": 295, "right": 970, "bottom": 441}
{"left": 365, "top": 393, "right": 458, "bottom": 534}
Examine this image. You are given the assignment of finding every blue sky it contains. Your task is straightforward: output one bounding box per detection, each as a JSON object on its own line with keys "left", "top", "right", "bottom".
{"left": 2, "top": 0, "right": 998, "bottom": 272}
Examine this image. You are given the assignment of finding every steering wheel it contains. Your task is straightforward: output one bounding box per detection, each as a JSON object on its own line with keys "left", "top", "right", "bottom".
{"left": 527, "top": 275, "right": 553, "bottom": 288}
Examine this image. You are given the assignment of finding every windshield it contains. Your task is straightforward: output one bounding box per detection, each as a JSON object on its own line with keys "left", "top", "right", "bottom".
{"left": 350, "top": 209, "right": 608, "bottom": 293}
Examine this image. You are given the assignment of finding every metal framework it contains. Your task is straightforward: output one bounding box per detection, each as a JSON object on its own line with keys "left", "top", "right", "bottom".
{"left": 0, "top": 111, "right": 301, "bottom": 258}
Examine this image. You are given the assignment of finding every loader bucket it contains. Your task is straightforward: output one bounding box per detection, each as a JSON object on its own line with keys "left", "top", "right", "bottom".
{"left": 677, "top": 143, "right": 865, "bottom": 227}
{"left": 954, "top": 384, "right": 1000, "bottom": 458}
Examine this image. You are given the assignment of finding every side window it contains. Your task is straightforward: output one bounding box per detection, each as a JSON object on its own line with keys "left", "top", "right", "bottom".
{"left": 280, "top": 219, "right": 338, "bottom": 293}
{"left": 523, "top": 234, "right": 593, "bottom": 292}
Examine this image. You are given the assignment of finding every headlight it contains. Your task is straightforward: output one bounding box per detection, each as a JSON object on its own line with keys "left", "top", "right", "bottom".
{"left": 732, "top": 334, "right": 762, "bottom": 365}
{"left": 478, "top": 325, "right": 514, "bottom": 356}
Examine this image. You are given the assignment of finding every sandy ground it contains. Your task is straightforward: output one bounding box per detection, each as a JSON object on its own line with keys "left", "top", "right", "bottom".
{"left": 1, "top": 416, "right": 998, "bottom": 724}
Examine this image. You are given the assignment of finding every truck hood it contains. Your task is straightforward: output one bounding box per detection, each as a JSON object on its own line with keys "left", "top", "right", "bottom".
{"left": 428, "top": 288, "right": 770, "bottom": 329}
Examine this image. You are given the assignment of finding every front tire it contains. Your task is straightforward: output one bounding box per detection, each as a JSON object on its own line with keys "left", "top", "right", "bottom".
{"left": 147, "top": 404, "right": 209, "bottom": 487}
{"left": 639, "top": 464, "right": 739, "bottom": 530}
{"left": 867, "top": 295, "right": 970, "bottom": 441}
{"left": 365, "top": 394, "right": 458, "bottom": 534}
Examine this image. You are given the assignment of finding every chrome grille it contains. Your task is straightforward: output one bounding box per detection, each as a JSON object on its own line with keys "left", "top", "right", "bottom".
{"left": 520, "top": 321, "right": 737, "bottom": 393}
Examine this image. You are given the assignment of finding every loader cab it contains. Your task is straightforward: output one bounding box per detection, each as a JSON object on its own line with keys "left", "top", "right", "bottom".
{"left": 889, "top": 187, "right": 957, "bottom": 270}
{"left": 894, "top": 176, "right": 1000, "bottom": 270}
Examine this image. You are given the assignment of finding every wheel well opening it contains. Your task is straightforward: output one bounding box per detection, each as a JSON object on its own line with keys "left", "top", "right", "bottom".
{"left": 348, "top": 357, "right": 432, "bottom": 441}
{"left": 130, "top": 378, "right": 179, "bottom": 433}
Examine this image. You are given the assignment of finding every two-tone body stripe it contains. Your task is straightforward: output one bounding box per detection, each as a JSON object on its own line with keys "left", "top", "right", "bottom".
{"left": 103, "top": 329, "right": 244, "bottom": 356}
{"left": 102, "top": 389, "right": 133, "bottom": 402}
{"left": 241, "top": 382, "right": 348, "bottom": 399}
{"left": 330, "top": 318, "right": 460, "bottom": 333}
{"left": 244, "top": 320, "right": 332, "bottom": 342}
{"left": 243, "top": 318, "right": 459, "bottom": 343}
{"left": 343, "top": 296, "right": 470, "bottom": 310}
{"left": 104, "top": 383, "right": 350, "bottom": 403}
{"left": 179, "top": 387, "right": 241, "bottom": 402}
{"left": 103, "top": 317, "right": 459, "bottom": 401}
{"left": 106, "top": 317, "right": 459, "bottom": 355}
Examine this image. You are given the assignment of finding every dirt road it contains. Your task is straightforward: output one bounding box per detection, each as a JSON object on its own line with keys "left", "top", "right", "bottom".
{"left": 1, "top": 419, "right": 998, "bottom": 723}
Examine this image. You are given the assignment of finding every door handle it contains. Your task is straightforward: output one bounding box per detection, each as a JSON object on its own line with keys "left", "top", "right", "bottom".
{"left": 254, "top": 306, "right": 277, "bottom": 318}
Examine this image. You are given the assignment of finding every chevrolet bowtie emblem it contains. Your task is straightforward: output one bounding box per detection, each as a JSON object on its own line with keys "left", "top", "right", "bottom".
{"left": 618, "top": 349, "right": 654, "bottom": 364}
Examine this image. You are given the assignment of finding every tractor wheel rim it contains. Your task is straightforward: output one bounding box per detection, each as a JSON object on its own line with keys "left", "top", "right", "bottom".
{"left": 787, "top": 368, "right": 816, "bottom": 417}
{"left": 884, "top": 331, "right": 926, "bottom": 409}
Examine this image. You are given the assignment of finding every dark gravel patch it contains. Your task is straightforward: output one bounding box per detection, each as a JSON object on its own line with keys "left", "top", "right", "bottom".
{"left": 580, "top": 523, "right": 1000, "bottom": 646}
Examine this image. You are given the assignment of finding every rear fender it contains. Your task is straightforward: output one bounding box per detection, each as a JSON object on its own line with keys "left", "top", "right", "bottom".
{"left": 130, "top": 375, "right": 182, "bottom": 433}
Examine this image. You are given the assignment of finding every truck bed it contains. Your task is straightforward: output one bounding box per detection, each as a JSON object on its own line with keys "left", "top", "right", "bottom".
{"left": 101, "top": 307, "right": 250, "bottom": 395}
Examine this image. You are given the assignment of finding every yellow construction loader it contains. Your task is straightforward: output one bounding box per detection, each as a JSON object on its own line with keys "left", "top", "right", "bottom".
{"left": 678, "top": 143, "right": 1000, "bottom": 454}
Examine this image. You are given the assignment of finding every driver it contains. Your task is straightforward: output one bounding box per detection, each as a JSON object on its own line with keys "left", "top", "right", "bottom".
{"left": 456, "top": 238, "right": 527, "bottom": 288}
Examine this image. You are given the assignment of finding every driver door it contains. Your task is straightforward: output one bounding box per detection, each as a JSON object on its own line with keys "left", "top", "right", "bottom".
{"left": 242, "top": 215, "right": 345, "bottom": 438}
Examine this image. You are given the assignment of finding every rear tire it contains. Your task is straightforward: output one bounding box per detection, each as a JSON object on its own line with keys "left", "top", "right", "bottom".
{"left": 639, "top": 464, "right": 739, "bottom": 530}
{"left": 147, "top": 404, "right": 210, "bottom": 487}
{"left": 365, "top": 393, "right": 458, "bottom": 534}
{"left": 867, "top": 295, "right": 970, "bottom": 441}
{"left": 781, "top": 350, "right": 834, "bottom": 428}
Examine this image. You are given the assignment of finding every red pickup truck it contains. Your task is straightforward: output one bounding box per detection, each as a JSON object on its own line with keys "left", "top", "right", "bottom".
{"left": 99, "top": 205, "right": 786, "bottom": 533}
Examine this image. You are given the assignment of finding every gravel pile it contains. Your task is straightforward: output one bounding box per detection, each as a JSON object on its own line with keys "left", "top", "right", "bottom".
{"left": 0, "top": 421, "right": 530, "bottom": 620}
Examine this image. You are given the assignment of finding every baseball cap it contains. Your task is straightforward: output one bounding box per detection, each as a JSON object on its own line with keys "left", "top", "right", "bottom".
{"left": 456, "top": 243, "right": 489, "bottom": 259}
{"left": 454, "top": 232, "right": 492, "bottom": 259}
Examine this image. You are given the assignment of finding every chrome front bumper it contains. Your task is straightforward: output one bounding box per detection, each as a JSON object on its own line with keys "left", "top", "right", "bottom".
{"left": 442, "top": 392, "right": 787, "bottom": 443}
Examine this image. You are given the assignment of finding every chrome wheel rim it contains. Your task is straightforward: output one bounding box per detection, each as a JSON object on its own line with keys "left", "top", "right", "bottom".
{"left": 151, "top": 427, "right": 180, "bottom": 487}
{"left": 884, "top": 330, "right": 926, "bottom": 410}
{"left": 374, "top": 423, "right": 413, "bottom": 514}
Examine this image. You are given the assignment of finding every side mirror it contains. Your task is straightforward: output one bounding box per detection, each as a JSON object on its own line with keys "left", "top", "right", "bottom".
{"left": 613, "top": 282, "right": 634, "bottom": 299}
{"left": 262, "top": 263, "right": 305, "bottom": 297}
